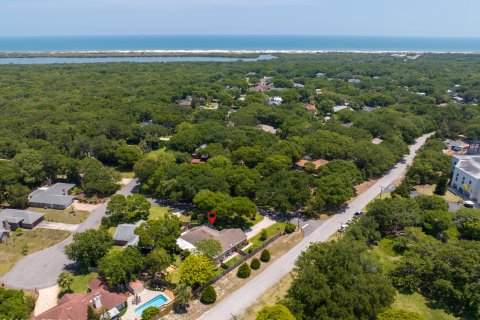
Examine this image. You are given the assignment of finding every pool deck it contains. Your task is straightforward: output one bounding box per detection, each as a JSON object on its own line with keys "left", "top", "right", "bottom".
{"left": 123, "top": 289, "right": 172, "bottom": 320}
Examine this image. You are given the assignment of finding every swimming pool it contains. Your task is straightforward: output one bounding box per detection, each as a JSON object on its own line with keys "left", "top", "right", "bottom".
{"left": 135, "top": 293, "right": 169, "bottom": 317}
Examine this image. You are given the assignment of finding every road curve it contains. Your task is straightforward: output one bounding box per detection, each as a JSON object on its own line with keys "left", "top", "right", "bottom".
{"left": 199, "top": 132, "right": 434, "bottom": 320}
{"left": 3, "top": 180, "right": 138, "bottom": 290}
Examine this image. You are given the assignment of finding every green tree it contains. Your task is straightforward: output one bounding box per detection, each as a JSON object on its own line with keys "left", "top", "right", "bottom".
{"left": 5, "top": 184, "right": 29, "bottom": 209}
{"left": 105, "top": 193, "right": 151, "bottom": 225}
{"left": 173, "top": 283, "right": 193, "bottom": 312}
{"left": 13, "top": 149, "right": 45, "bottom": 186}
{"left": 145, "top": 248, "right": 172, "bottom": 277}
{"left": 65, "top": 229, "right": 113, "bottom": 268}
{"left": 285, "top": 241, "right": 395, "bottom": 320}
{"left": 195, "top": 239, "right": 222, "bottom": 258}
{"left": 256, "top": 305, "right": 295, "bottom": 320}
{"left": 250, "top": 258, "right": 261, "bottom": 270}
{"left": 57, "top": 271, "right": 74, "bottom": 292}
{"left": 179, "top": 254, "right": 216, "bottom": 288}
{"left": 434, "top": 175, "right": 448, "bottom": 196}
{"left": 115, "top": 145, "right": 143, "bottom": 168}
{"left": 80, "top": 158, "right": 119, "bottom": 196}
{"left": 260, "top": 249, "right": 270, "bottom": 262}
{"left": 237, "top": 263, "right": 251, "bottom": 278}
{"left": 0, "top": 288, "right": 33, "bottom": 320}
{"left": 141, "top": 306, "right": 160, "bottom": 320}
{"left": 98, "top": 247, "right": 144, "bottom": 286}
{"left": 135, "top": 213, "right": 181, "bottom": 253}
{"left": 200, "top": 285, "right": 217, "bottom": 304}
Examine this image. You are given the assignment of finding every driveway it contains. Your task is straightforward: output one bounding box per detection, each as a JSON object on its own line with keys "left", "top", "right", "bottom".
{"left": 245, "top": 216, "right": 276, "bottom": 238}
{"left": 3, "top": 179, "right": 139, "bottom": 290}
{"left": 200, "top": 133, "right": 434, "bottom": 320}
{"left": 37, "top": 221, "right": 79, "bottom": 232}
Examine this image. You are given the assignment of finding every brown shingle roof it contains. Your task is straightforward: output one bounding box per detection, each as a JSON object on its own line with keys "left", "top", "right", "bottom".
{"left": 181, "top": 226, "right": 247, "bottom": 254}
{"left": 296, "top": 159, "right": 329, "bottom": 169}
{"left": 34, "top": 278, "right": 127, "bottom": 320}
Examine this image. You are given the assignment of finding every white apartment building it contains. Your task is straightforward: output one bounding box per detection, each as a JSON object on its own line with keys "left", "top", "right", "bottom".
{"left": 451, "top": 155, "right": 480, "bottom": 202}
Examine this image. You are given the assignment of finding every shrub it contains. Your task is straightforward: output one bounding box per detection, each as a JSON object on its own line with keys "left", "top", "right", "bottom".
{"left": 237, "top": 263, "right": 251, "bottom": 278}
{"left": 259, "top": 229, "right": 268, "bottom": 241}
{"left": 260, "top": 249, "right": 270, "bottom": 262}
{"left": 250, "top": 258, "right": 261, "bottom": 270}
{"left": 284, "top": 223, "right": 296, "bottom": 234}
{"left": 200, "top": 285, "right": 217, "bottom": 304}
{"left": 141, "top": 306, "right": 160, "bottom": 320}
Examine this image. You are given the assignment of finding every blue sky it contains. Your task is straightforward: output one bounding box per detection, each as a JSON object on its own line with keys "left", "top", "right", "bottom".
{"left": 1, "top": 0, "right": 478, "bottom": 37}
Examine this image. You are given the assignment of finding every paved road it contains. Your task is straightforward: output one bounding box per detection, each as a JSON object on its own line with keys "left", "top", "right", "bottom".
{"left": 3, "top": 180, "right": 138, "bottom": 290}
{"left": 199, "top": 132, "right": 434, "bottom": 320}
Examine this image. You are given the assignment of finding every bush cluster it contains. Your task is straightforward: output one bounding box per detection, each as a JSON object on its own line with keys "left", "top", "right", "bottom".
{"left": 237, "top": 262, "right": 251, "bottom": 278}
{"left": 284, "top": 223, "right": 296, "bottom": 234}
{"left": 260, "top": 249, "right": 270, "bottom": 262}
{"left": 250, "top": 258, "right": 261, "bottom": 270}
{"left": 200, "top": 285, "right": 217, "bottom": 304}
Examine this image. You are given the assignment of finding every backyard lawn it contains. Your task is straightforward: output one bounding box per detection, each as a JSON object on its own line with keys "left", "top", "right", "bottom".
{"left": 248, "top": 222, "right": 287, "bottom": 250}
{"left": 415, "top": 184, "right": 462, "bottom": 202}
{"left": 28, "top": 207, "right": 90, "bottom": 224}
{"left": 393, "top": 292, "right": 459, "bottom": 320}
{"left": 59, "top": 271, "right": 99, "bottom": 297}
{"left": 0, "top": 229, "right": 70, "bottom": 275}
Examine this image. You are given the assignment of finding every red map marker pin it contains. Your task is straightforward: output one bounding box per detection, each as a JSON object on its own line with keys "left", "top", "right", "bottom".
{"left": 208, "top": 210, "right": 217, "bottom": 225}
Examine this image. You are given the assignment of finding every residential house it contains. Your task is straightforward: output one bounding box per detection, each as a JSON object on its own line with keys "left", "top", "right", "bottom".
{"left": 29, "top": 183, "right": 75, "bottom": 210}
{"left": 178, "top": 97, "right": 193, "bottom": 107}
{"left": 112, "top": 220, "right": 144, "bottom": 247}
{"left": 315, "top": 72, "right": 325, "bottom": 77}
{"left": 293, "top": 83, "right": 304, "bottom": 89}
{"left": 348, "top": 78, "right": 361, "bottom": 84}
{"left": 333, "top": 105, "right": 352, "bottom": 113}
{"left": 34, "top": 278, "right": 127, "bottom": 320}
{"left": 268, "top": 96, "right": 283, "bottom": 106}
{"left": 0, "top": 209, "right": 44, "bottom": 230}
{"left": 258, "top": 124, "right": 277, "bottom": 134}
{"left": 451, "top": 155, "right": 480, "bottom": 202}
{"left": 304, "top": 104, "right": 317, "bottom": 112}
{"left": 296, "top": 159, "right": 329, "bottom": 170}
{"left": 177, "top": 226, "right": 247, "bottom": 260}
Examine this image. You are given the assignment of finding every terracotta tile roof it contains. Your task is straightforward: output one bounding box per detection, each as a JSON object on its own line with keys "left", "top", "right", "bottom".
{"left": 34, "top": 278, "right": 127, "bottom": 320}
{"left": 296, "top": 159, "right": 329, "bottom": 169}
{"left": 304, "top": 104, "right": 317, "bottom": 111}
{"left": 191, "top": 159, "right": 204, "bottom": 164}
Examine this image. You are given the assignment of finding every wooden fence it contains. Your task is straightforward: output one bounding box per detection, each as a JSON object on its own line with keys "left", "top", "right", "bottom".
{"left": 192, "top": 231, "right": 283, "bottom": 297}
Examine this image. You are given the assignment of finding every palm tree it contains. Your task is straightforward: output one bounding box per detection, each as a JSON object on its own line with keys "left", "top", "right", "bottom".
{"left": 173, "top": 283, "right": 193, "bottom": 313}
{"left": 57, "top": 271, "right": 74, "bottom": 292}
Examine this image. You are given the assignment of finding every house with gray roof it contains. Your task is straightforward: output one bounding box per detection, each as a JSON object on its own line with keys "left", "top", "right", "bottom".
{"left": 29, "top": 183, "right": 76, "bottom": 210}
{"left": 177, "top": 226, "right": 247, "bottom": 259}
{"left": 451, "top": 155, "right": 480, "bottom": 202}
{"left": 113, "top": 220, "right": 144, "bottom": 247}
{"left": 0, "top": 209, "right": 44, "bottom": 231}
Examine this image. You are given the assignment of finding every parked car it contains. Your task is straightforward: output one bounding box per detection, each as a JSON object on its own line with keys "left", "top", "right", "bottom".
{"left": 464, "top": 200, "right": 475, "bottom": 208}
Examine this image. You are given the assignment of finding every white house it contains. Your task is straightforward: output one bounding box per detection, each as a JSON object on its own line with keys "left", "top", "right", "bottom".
{"left": 268, "top": 96, "right": 283, "bottom": 106}
{"left": 451, "top": 155, "right": 480, "bottom": 201}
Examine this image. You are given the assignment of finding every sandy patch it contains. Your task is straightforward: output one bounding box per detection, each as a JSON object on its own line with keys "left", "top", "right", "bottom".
{"left": 72, "top": 200, "right": 101, "bottom": 213}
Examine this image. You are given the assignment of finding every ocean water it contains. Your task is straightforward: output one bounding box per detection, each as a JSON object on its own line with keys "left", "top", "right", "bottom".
{"left": 1, "top": 35, "right": 480, "bottom": 52}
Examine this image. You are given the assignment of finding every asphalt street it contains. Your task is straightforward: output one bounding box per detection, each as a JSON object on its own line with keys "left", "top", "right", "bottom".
{"left": 3, "top": 179, "right": 138, "bottom": 290}
{"left": 199, "top": 132, "right": 434, "bottom": 320}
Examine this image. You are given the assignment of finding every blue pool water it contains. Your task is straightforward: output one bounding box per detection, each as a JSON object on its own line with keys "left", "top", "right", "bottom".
{"left": 135, "top": 293, "right": 169, "bottom": 317}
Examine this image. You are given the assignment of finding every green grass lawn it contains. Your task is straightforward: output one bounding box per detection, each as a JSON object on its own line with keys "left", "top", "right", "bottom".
{"left": 371, "top": 238, "right": 402, "bottom": 274}
{"left": 248, "top": 222, "right": 287, "bottom": 250}
{"left": 146, "top": 147, "right": 168, "bottom": 159}
{"left": 393, "top": 292, "right": 459, "bottom": 320}
{"left": 149, "top": 205, "right": 172, "bottom": 220}
{"left": 223, "top": 256, "right": 240, "bottom": 269}
{"left": 29, "top": 207, "right": 90, "bottom": 224}
{"left": 0, "top": 229, "right": 70, "bottom": 275}
{"left": 415, "top": 185, "right": 462, "bottom": 203}
{"left": 59, "top": 271, "right": 99, "bottom": 297}
{"left": 166, "top": 255, "right": 183, "bottom": 284}
{"left": 244, "top": 213, "right": 264, "bottom": 226}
